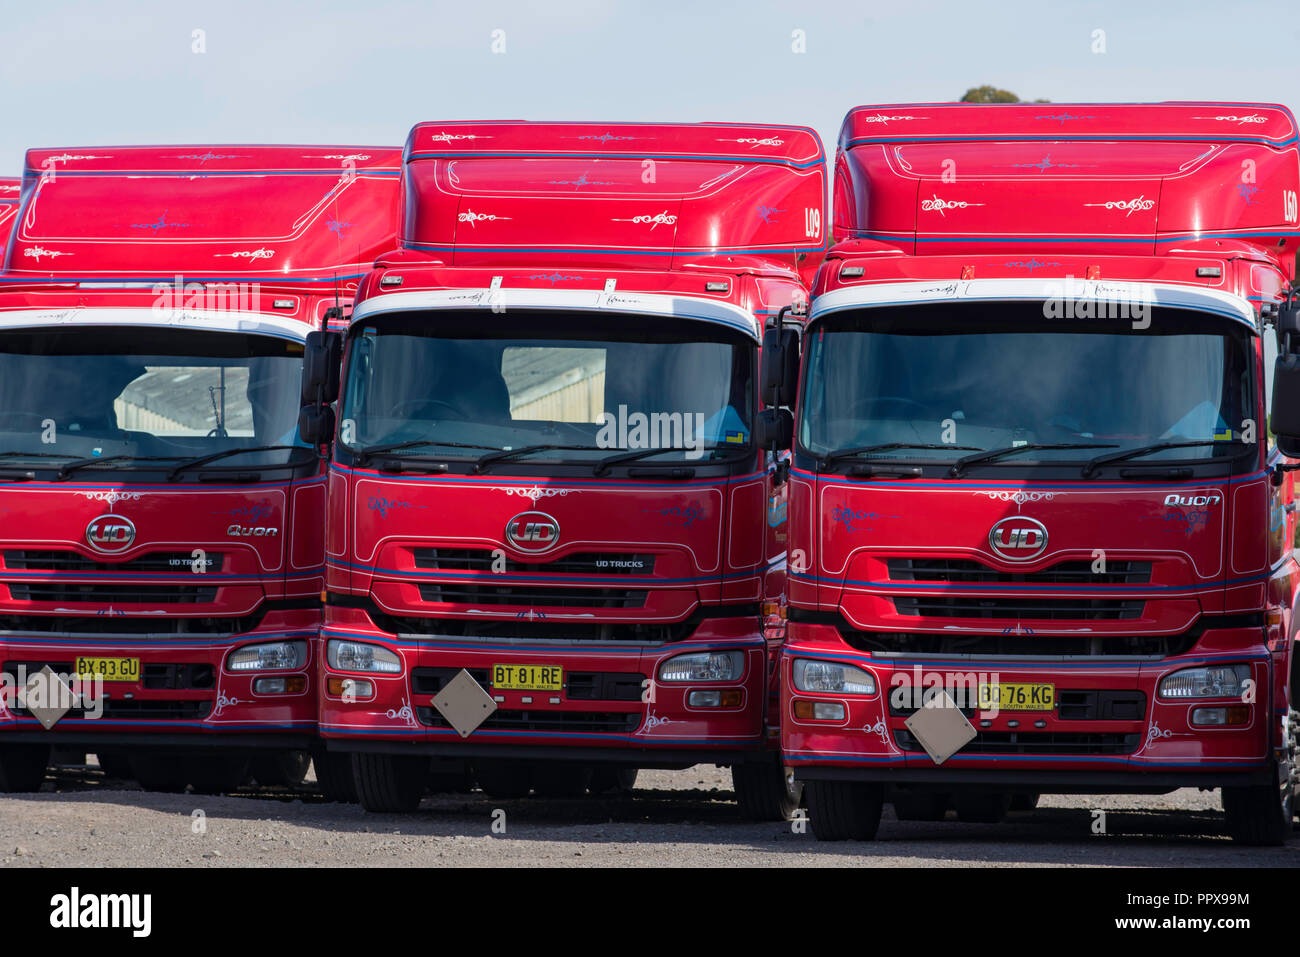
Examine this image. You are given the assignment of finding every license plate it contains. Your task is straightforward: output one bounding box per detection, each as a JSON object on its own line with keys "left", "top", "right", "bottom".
{"left": 978, "top": 682, "right": 1055, "bottom": 711}
{"left": 492, "top": 664, "right": 562, "bottom": 692}
{"left": 75, "top": 656, "right": 140, "bottom": 682}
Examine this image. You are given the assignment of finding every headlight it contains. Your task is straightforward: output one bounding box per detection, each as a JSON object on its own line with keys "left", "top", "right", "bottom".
{"left": 1158, "top": 664, "right": 1251, "bottom": 700}
{"left": 658, "top": 651, "right": 744, "bottom": 682}
{"left": 327, "top": 639, "right": 402, "bottom": 674}
{"left": 792, "top": 658, "right": 876, "bottom": 695}
{"left": 226, "top": 640, "right": 306, "bottom": 672}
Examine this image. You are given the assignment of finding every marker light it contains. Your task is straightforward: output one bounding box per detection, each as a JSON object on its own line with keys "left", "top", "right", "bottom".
{"left": 327, "top": 676, "right": 375, "bottom": 699}
{"left": 688, "top": 689, "right": 744, "bottom": 708}
{"left": 1158, "top": 664, "right": 1251, "bottom": 700}
{"left": 327, "top": 639, "right": 402, "bottom": 674}
{"left": 226, "top": 640, "right": 307, "bottom": 672}
{"left": 793, "top": 700, "right": 846, "bottom": 721}
{"left": 253, "top": 676, "right": 307, "bottom": 694}
{"left": 792, "top": 659, "right": 876, "bottom": 695}
{"left": 658, "top": 651, "right": 743, "bottom": 682}
{"left": 1191, "top": 706, "right": 1250, "bottom": 727}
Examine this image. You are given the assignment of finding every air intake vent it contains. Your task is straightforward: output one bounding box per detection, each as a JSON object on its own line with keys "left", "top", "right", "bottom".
{"left": 6, "top": 583, "right": 219, "bottom": 604}
{"left": 892, "top": 596, "right": 1143, "bottom": 620}
{"left": 417, "top": 584, "right": 647, "bottom": 608}
{"left": 412, "top": 549, "right": 655, "bottom": 575}
{"left": 887, "top": 558, "right": 1151, "bottom": 585}
{"left": 4, "top": 550, "right": 225, "bottom": 573}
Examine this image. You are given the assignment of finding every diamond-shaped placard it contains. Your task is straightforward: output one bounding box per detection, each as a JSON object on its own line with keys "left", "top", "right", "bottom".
{"left": 25, "top": 665, "right": 72, "bottom": 731}
{"left": 433, "top": 669, "right": 497, "bottom": 738}
{"left": 904, "top": 690, "right": 976, "bottom": 765}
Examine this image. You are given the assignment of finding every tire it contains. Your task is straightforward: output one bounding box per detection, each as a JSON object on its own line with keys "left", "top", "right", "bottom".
{"left": 955, "top": 791, "right": 1011, "bottom": 824}
{"left": 588, "top": 767, "right": 639, "bottom": 795}
{"left": 129, "top": 755, "right": 190, "bottom": 793}
{"left": 475, "top": 760, "right": 533, "bottom": 799}
{"left": 353, "top": 753, "right": 426, "bottom": 812}
{"left": 531, "top": 763, "right": 594, "bottom": 798}
{"left": 0, "top": 744, "right": 49, "bottom": 792}
{"left": 251, "top": 750, "right": 311, "bottom": 787}
{"left": 1222, "top": 708, "right": 1296, "bottom": 846}
{"left": 732, "top": 760, "right": 803, "bottom": 821}
{"left": 806, "top": 780, "right": 884, "bottom": 841}
{"left": 1009, "top": 792, "right": 1040, "bottom": 812}
{"left": 95, "top": 751, "right": 134, "bottom": 781}
{"left": 311, "top": 749, "right": 358, "bottom": 803}
{"left": 892, "top": 790, "right": 950, "bottom": 821}
{"left": 185, "top": 756, "right": 251, "bottom": 795}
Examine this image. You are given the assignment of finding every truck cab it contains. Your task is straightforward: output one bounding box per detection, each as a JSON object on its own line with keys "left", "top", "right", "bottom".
{"left": 0, "top": 146, "right": 398, "bottom": 795}
{"left": 778, "top": 102, "right": 1300, "bottom": 845}
{"left": 306, "top": 121, "right": 826, "bottom": 813}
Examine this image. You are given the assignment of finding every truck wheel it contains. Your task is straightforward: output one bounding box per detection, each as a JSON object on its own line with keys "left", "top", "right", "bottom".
{"left": 732, "top": 760, "right": 803, "bottom": 821}
{"left": 955, "top": 792, "right": 1011, "bottom": 823}
{"left": 1009, "top": 792, "right": 1040, "bottom": 812}
{"left": 354, "top": 753, "right": 426, "bottom": 812}
{"left": 892, "top": 790, "right": 950, "bottom": 821}
{"left": 311, "top": 749, "right": 358, "bottom": 803}
{"left": 1222, "top": 708, "right": 1296, "bottom": 845}
{"left": 95, "top": 751, "right": 134, "bottom": 781}
{"left": 532, "top": 764, "right": 593, "bottom": 798}
{"left": 129, "top": 755, "right": 190, "bottom": 793}
{"left": 0, "top": 744, "right": 49, "bottom": 792}
{"left": 475, "top": 760, "right": 533, "bottom": 799}
{"left": 806, "top": 780, "right": 884, "bottom": 840}
{"left": 251, "top": 750, "right": 311, "bottom": 787}
{"left": 589, "top": 767, "right": 639, "bottom": 795}
{"left": 185, "top": 756, "right": 251, "bottom": 795}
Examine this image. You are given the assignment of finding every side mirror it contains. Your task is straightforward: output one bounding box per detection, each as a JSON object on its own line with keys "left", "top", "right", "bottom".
{"left": 298, "top": 404, "right": 336, "bottom": 446}
{"left": 1270, "top": 352, "right": 1300, "bottom": 456}
{"left": 301, "top": 331, "right": 343, "bottom": 406}
{"left": 761, "top": 327, "right": 800, "bottom": 408}
{"left": 754, "top": 407, "right": 794, "bottom": 451}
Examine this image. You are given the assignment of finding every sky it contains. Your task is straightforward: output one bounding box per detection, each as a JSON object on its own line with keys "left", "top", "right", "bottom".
{"left": 4, "top": 0, "right": 1300, "bottom": 171}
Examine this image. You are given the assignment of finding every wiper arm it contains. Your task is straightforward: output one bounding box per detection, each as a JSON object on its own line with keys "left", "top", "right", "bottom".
{"left": 819, "top": 443, "right": 980, "bottom": 469}
{"left": 1080, "top": 440, "right": 1250, "bottom": 478}
{"left": 56, "top": 455, "right": 181, "bottom": 480}
{"left": 473, "top": 444, "right": 602, "bottom": 473}
{"left": 950, "top": 443, "right": 1117, "bottom": 478}
{"left": 593, "top": 443, "right": 739, "bottom": 476}
{"left": 166, "top": 445, "right": 312, "bottom": 481}
{"left": 355, "top": 439, "right": 500, "bottom": 466}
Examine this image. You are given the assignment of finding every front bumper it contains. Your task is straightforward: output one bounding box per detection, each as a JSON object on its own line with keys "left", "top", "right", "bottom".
{"left": 780, "top": 621, "right": 1276, "bottom": 787}
{"left": 318, "top": 606, "right": 773, "bottom": 763}
{"left": 0, "top": 609, "right": 319, "bottom": 748}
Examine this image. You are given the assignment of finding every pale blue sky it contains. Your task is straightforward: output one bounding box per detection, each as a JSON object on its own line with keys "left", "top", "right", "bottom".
{"left": 4, "top": 0, "right": 1299, "bottom": 171}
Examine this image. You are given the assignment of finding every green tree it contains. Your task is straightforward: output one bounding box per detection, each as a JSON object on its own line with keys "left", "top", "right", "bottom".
{"left": 959, "top": 86, "right": 1051, "bottom": 104}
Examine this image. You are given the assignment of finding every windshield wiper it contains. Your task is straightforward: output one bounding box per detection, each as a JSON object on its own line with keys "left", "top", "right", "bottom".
{"left": 1080, "top": 440, "right": 1250, "bottom": 478}
{"left": 819, "top": 443, "right": 980, "bottom": 470}
{"left": 950, "top": 443, "right": 1117, "bottom": 478}
{"left": 56, "top": 455, "right": 182, "bottom": 480}
{"left": 473, "top": 444, "right": 603, "bottom": 473}
{"left": 355, "top": 440, "right": 500, "bottom": 466}
{"left": 166, "top": 446, "right": 313, "bottom": 481}
{"left": 593, "top": 444, "right": 740, "bottom": 476}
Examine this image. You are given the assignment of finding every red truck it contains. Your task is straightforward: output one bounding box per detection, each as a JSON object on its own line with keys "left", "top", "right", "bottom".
{"left": 776, "top": 102, "right": 1300, "bottom": 844}
{"left": 0, "top": 145, "right": 399, "bottom": 795}
{"left": 305, "top": 121, "right": 825, "bottom": 813}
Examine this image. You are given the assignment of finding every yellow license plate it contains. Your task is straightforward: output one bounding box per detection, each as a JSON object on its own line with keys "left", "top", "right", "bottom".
{"left": 75, "top": 657, "right": 140, "bottom": 682}
{"left": 978, "top": 682, "right": 1055, "bottom": 711}
{"left": 492, "top": 664, "right": 563, "bottom": 692}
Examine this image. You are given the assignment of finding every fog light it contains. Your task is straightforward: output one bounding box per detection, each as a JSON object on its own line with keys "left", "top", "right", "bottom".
{"left": 794, "top": 699, "right": 846, "bottom": 721}
{"left": 253, "top": 676, "right": 306, "bottom": 694}
{"left": 1191, "top": 705, "right": 1249, "bottom": 727}
{"left": 327, "top": 676, "right": 374, "bottom": 700}
{"left": 688, "top": 689, "right": 744, "bottom": 708}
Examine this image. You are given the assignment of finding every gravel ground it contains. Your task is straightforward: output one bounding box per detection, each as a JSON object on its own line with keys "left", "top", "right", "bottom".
{"left": 0, "top": 759, "right": 1296, "bottom": 867}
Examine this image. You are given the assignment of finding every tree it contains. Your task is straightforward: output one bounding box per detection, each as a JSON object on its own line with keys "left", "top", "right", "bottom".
{"left": 959, "top": 86, "right": 1051, "bottom": 104}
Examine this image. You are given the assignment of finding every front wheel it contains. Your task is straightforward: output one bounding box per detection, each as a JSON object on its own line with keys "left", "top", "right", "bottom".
{"left": 806, "top": 780, "right": 884, "bottom": 841}
{"left": 1222, "top": 708, "right": 1296, "bottom": 846}
{"left": 353, "top": 753, "right": 427, "bottom": 812}
{"left": 732, "top": 760, "right": 803, "bottom": 821}
{"left": 0, "top": 744, "right": 49, "bottom": 792}
{"left": 311, "top": 748, "right": 358, "bottom": 803}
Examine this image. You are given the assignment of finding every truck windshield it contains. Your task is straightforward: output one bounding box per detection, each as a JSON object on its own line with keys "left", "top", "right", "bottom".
{"left": 799, "top": 303, "right": 1253, "bottom": 468}
{"left": 339, "top": 311, "right": 753, "bottom": 466}
{"left": 0, "top": 326, "right": 308, "bottom": 471}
